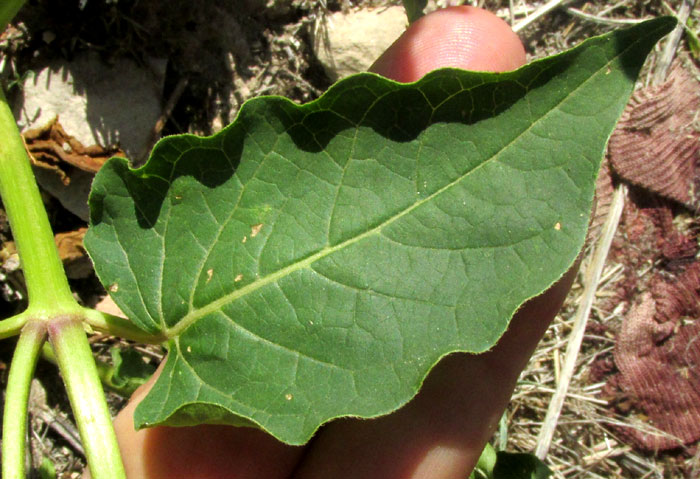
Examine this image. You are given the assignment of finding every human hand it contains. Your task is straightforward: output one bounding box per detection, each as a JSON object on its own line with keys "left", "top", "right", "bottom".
{"left": 93, "top": 7, "right": 575, "bottom": 478}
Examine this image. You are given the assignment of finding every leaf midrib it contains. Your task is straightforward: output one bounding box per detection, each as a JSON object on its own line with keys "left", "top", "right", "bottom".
{"left": 163, "top": 36, "right": 636, "bottom": 339}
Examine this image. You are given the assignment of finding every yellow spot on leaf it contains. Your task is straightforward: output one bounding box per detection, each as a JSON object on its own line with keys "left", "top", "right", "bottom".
{"left": 109, "top": 283, "right": 119, "bottom": 293}
{"left": 251, "top": 223, "right": 263, "bottom": 237}
{"left": 285, "top": 393, "right": 293, "bottom": 401}
{"left": 235, "top": 274, "right": 244, "bottom": 282}
{"left": 206, "top": 268, "right": 214, "bottom": 283}
{"left": 554, "top": 222, "right": 562, "bottom": 230}
{"left": 242, "top": 235, "right": 247, "bottom": 243}
{"left": 187, "top": 346, "right": 192, "bottom": 353}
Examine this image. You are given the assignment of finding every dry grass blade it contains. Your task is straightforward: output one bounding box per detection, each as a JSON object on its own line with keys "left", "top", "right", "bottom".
{"left": 565, "top": 8, "right": 650, "bottom": 25}
{"left": 653, "top": 0, "right": 696, "bottom": 84}
{"left": 535, "top": 183, "right": 628, "bottom": 460}
{"left": 512, "top": 0, "right": 574, "bottom": 32}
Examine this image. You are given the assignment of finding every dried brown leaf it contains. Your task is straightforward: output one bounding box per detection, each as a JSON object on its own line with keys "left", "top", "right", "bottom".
{"left": 23, "top": 116, "right": 124, "bottom": 185}
{"left": 54, "top": 227, "right": 92, "bottom": 279}
{"left": 611, "top": 263, "right": 700, "bottom": 452}
{"left": 608, "top": 64, "right": 700, "bottom": 208}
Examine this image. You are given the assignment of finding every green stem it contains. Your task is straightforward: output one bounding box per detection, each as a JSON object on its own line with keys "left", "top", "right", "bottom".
{"left": 49, "top": 316, "right": 126, "bottom": 479}
{"left": 83, "top": 307, "right": 166, "bottom": 344}
{"left": 42, "top": 341, "right": 153, "bottom": 398}
{"left": 2, "top": 320, "right": 46, "bottom": 479}
{"left": 0, "top": 88, "right": 80, "bottom": 317}
{"left": 0, "top": 0, "right": 25, "bottom": 33}
{"left": 0, "top": 311, "right": 29, "bottom": 339}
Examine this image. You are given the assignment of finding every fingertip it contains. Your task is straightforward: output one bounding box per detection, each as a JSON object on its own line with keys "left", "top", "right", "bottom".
{"left": 370, "top": 6, "right": 526, "bottom": 82}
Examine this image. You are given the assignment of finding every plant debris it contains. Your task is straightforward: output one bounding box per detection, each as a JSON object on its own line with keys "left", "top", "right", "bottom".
{"left": 3, "top": 227, "right": 91, "bottom": 280}
{"left": 604, "top": 263, "right": 700, "bottom": 452}
{"left": 607, "top": 62, "right": 700, "bottom": 210}
{"left": 22, "top": 116, "right": 124, "bottom": 185}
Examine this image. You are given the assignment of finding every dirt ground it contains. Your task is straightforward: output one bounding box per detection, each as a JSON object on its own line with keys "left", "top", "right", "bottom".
{"left": 0, "top": 0, "right": 699, "bottom": 477}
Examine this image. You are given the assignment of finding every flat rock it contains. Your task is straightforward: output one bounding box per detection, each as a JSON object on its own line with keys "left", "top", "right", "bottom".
{"left": 33, "top": 167, "right": 95, "bottom": 221}
{"left": 15, "top": 51, "right": 165, "bottom": 160}
{"left": 13, "top": 52, "right": 165, "bottom": 220}
{"left": 313, "top": 6, "right": 407, "bottom": 80}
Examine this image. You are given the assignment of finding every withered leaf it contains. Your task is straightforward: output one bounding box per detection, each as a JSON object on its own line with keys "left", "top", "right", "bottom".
{"left": 608, "top": 64, "right": 700, "bottom": 209}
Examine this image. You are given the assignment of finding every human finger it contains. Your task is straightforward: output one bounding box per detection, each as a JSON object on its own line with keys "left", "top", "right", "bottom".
{"left": 369, "top": 5, "right": 525, "bottom": 79}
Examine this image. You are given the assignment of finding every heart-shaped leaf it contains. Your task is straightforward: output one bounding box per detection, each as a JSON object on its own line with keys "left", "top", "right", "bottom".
{"left": 86, "top": 17, "right": 674, "bottom": 445}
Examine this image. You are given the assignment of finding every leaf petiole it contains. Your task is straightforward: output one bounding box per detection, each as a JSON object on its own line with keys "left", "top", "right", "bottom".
{"left": 0, "top": 312, "right": 29, "bottom": 339}
{"left": 83, "top": 307, "right": 166, "bottom": 344}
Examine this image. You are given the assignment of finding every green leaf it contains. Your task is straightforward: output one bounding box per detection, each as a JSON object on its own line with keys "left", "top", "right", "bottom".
{"left": 469, "top": 444, "right": 550, "bottom": 479}
{"left": 493, "top": 452, "right": 551, "bottom": 479}
{"left": 470, "top": 443, "right": 497, "bottom": 479}
{"left": 402, "top": 0, "right": 428, "bottom": 23}
{"left": 85, "top": 17, "right": 674, "bottom": 445}
{"left": 105, "top": 347, "right": 156, "bottom": 395}
{"left": 37, "top": 456, "right": 57, "bottom": 479}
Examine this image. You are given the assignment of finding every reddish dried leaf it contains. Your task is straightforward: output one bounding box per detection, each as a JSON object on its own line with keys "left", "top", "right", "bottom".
{"left": 612, "top": 263, "right": 700, "bottom": 451}
{"left": 607, "top": 205, "right": 664, "bottom": 305}
{"left": 607, "top": 200, "right": 698, "bottom": 311}
{"left": 608, "top": 65, "right": 700, "bottom": 208}
{"left": 653, "top": 262, "right": 700, "bottom": 324}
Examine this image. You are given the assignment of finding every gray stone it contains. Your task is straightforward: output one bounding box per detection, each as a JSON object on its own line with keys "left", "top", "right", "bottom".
{"left": 33, "top": 167, "right": 94, "bottom": 221}
{"left": 15, "top": 51, "right": 166, "bottom": 160}
{"left": 313, "top": 6, "right": 408, "bottom": 81}
{"left": 13, "top": 52, "right": 165, "bottom": 220}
